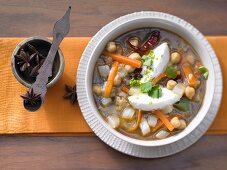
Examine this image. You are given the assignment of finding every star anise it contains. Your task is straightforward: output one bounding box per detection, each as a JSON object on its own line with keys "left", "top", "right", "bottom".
{"left": 14, "top": 49, "right": 31, "bottom": 72}
{"left": 21, "top": 88, "right": 41, "bottom": 106}
{"left": 27, "top": 43, "right": 45, "bottom": 64}
{"left": 29, "top": 59, "right": 45, "bottom": 77}
{"left": 63, "top": 84, "right": 77, "bottom": 103}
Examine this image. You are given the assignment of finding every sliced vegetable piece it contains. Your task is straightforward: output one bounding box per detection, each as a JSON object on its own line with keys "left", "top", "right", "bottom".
{"left": 121, "top": 85, "right": 129, "bottom": 94}
{"left": 172, "top": 83, "right": 186, "bottom": 97}
{"left": 103, "top": 52, "right": 142, "bottom": 68}
{"left": 104, "top": 62, "right": 119, "bottom": 97}
{"left": 165, "top": 66, "right": 177, "bottom": 79}
{"left": 199, "top": 66, "right": 209, "bottom": 80}
{"left": 152, "top": 73, "right": 166, "bottom": 85}
{"left": 154, "top": 110, "right": 174, "bottom": 131}
{"left": 127, "top": 110, "right": 142, "bottom": 132}
{"left": 155, "top": 130, "right": 170, "bottom": 139}
{"left": 182, "top": 63, "right": 198, "bottom": 87}
{"left": 122, "top": 107, "right": 135, "bottom": 120}
{"left": 139, "top": 119, "right": 151, "bottom": 136}
{"left": 174, "top": 98, "right": 190, "bottom": 112}
{"left": 107, "top": 115, "right": 120, "bottom": 129}
{"left": 147, "top": 114, "right": 158, "bottom": 127}
{"left": 98, "top": 65, "right": 110, "bottom": 79}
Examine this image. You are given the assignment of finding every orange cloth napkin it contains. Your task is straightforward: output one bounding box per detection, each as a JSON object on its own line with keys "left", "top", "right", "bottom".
{"left": 0, "top": 37, "right": 226, "bottom": 135}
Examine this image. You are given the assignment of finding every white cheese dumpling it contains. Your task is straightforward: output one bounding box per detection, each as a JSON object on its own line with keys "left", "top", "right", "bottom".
{"left": 128, "top": 88, "right": 181, "bottom": 111}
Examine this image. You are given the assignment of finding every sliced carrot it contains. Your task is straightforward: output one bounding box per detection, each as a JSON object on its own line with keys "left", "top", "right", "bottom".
{"left": 103, "top": 62, "right": 119, "bottom": 97}
{"left": 103, "top": 51, "right": 142, "bottom": 68}
{"left": 151, "top": 121, "right": 163, "bottom": 133}
{"left": 152, "top": 73, "right": 166, "bottom": 85}
{"left": 176, "top": 70, "right": 181, "bottom": 75}
{"left": 127, "top": 110, "right": 142, "bottom": 132}
{"left": 182, "top": 63, "right": 198, "bottom": 88}
{"left": 154, "top": 110, "right": 174, "bottom": 131}
{"left": 121, "top": 85, "right": 129, "bottom": 94}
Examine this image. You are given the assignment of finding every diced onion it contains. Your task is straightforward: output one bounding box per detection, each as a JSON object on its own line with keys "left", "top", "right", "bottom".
{"left": 172, "top": 83, "right": 186, "bottom": 97}
{"left": 101, "top": 97, "right": 112, "bottom": 107}
{"left": 107, "top": 115, "right": 120, "bottom": 129}
{"left": 161, "top": 105, "right": 173, "bottom": 114}
{"left": 121, "top": 107, "right": 135, "bottom": 120}
{"left": 147, "top": 115, "right": 158, "bottom": 127}
{"left": 155, "top": 130, "right": 170, "bottom": 139}
{"left": 139, "top": 119, "right": 150, "bottom": 136}
{"left": 98, "top": 65, "right": 110, "bottom": 79}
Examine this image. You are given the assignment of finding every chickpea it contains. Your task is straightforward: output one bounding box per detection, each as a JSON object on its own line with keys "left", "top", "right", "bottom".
{"left": 115, "top": 96, "right": 128, "bottom": 111}
{"left": 167, "top": 80, "right": 177, "bottom": 90}
{"left": 185, "top": 86, "right": 195, "bottom": 100}
{"left": 129, "top": 52, "right": 141, "bottom": 61}
{"left": 114, "top": 74, "right": 122, "bottom": 86}
{"left": 186, "top": 54, "right": 195, "bottom": 65}
{"left": 93, "top": 84, "right": 102, "bottom": 95}
{"left": 171, "top": 52, "right": 181, "bottom": 64}
{"left": 118, "top": 91, "right": 128, "bottom": 98}
{"left": 106, "top": 41, "right": 117, "bottom": 53}
{"left": 178, "top": 119, "right": 187, "bottom": 129}
{"left": 104, "top": 56, "right": 113, "bottom": 64}
{"left": 129, "top": 37, "right": 139, "bottom": 47}
{"left": 125, "top": 65, "right": 135, "bottom": 73}
{"left": 170, "top": 117, "right": 181, "bottom": 128}
{"left": 116, "top": 44, "right": 123, "bottom": 55}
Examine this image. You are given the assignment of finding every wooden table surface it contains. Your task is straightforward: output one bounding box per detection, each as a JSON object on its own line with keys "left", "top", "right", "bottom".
{"left": 0, "top": 0, "right": 227, "bottom": 169}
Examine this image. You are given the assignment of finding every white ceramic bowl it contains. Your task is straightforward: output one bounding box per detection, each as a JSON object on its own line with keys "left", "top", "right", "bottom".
{"left": 77, "top": 12, "right": 223, "bottom": 158}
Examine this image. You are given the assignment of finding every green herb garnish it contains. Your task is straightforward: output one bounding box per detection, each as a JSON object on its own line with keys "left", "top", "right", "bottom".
{"left": 142, "top": 50, "right": 155, "bottom": 66}
{"left": 174, "top": 98, "right": 190, "bottom": 112}
{"left": 148, "top": 85, "right": 163, "bottom": 98}
{"left": 199, "top": 66, "right": 209, "bottom": 80}
{"left": 165, "top": 66, "right": 177, "bottom": 79}
{"left": 130, "top": 78, "right": 140, "bottom": 87}
{"left": 140, "top": 82, "right": 152, "bottom": 93}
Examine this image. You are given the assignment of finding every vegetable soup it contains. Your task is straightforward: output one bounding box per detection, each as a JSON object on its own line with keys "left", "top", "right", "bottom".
{"left": 92, "top": 28, "right": 208, "bottom": 140}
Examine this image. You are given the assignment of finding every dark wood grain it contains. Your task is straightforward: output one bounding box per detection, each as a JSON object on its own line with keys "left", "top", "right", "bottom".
{"left": 0, "top": 0, "right": 227, "bottom": 169}
{"left": 0, "top": 136, "right": 227, "bottom": 170}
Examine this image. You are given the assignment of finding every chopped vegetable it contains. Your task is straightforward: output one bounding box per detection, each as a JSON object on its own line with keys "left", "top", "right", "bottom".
{"left": 121, "top": 85, "right": 129, "bottom": 94}
{"left": 103, "top": 52, "right": 142, "bottom": 68}
{"left": 165, "top": 66, "right": 177, "bottom": 79}
{"left": 98, "top": 65, "right": 110, "bottom": 79}
{"left": 130, "top": 78, "right": 141, "bottom": 87}
{"left": 148, "top": 85, "right": 163, "bottom": 98}
{"left": 107, "top": 115, "right": 120, "bottom": 129}
{"left": 140, "top": 82, "right": 152, "bottom": 93}
{"left": 101, "top": 97, "right": 112, "bottom": 107}
{"left": 182, "top": 63, "right": 198, "bottom": 87}
{"left": 155, "top": 130, "right": 170, "bottom": 139}
{"left": 142, "top": 50, "right": 155, "bottom": 66}
{"left": 139, "top": 119, "right": 151, "bottom": 136}
{"left": 199, "top": 66, "right": 209, "bottom": 80}
{"left": 122, "top": 107, "right": 135, "bottom": 120}
{"left": 172, "top": 83, "right": 186, "bottom": 97}
{"left": 152, "top": 73, "right": 166, "bottom": 85}
{"left": 104, "top": 62, "right": 119, "bottom": 97}
{"left": 154, "top": 110, "right": 174, "bottom": 131}
{"left": 127, "top": 110, "right": 142, "bottom": 132}
{"left": 174, "top": 98, "right": 190, "bottom": 112}
{"left": 147, "top": 115, "right": 158, "bottom": 127}
{"left": 151, "top": 121, "right": 163, "bottom": 132}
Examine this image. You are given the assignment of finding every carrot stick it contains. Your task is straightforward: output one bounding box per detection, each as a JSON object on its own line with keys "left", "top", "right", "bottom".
{"left": 121, "top": 85, "right": 129, "bottom": 94}
{"left": 127, "top": 110, "right": 142, "bottom": 132}
{"left": 103, "top": 52, "right": 141, "bottom": 68}
{"left": 151, "top": 121, "right": 163, "bottom": 133}
{"left": 182, "top": 63, "right": 197, "bottom": 88}
{"left": 154, "top": 110, "right": 174, "bottom": 131}
{"left": 152, "top": 73, "right": 166, "bottom": 85}
{"left": 103, "top": 62, "right": 119, "bottom": 97}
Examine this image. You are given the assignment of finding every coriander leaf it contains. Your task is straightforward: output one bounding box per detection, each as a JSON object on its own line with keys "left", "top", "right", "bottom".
{"left": 140, "top": 82, "right": 152, "bottom": 93}
{"left": 174, "top": 98, "right": 189, "bottom": 112}
{"left": 142, "top": 50, "right": 155, "bottom": 67}
{"left": 148, "top": 85, "right": 163, "bottom": 98}
{"left": 143, "top": 57, "right": 153, "bottom": 66}
{"left": 165, "top": 66, "right": 177, "bottom": 79}
{"left": 130, "top": 78, "right": 140, "bottom": 87}
{"left": 199, "top": 66, "right": 209, "bottom": 80}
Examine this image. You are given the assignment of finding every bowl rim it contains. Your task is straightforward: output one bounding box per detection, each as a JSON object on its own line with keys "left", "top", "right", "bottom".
{"left": 77, "top": 11, "right": 223, "bottom": 157}
{"left": 11, "top": 36, "right": 65, "bottom": 88}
